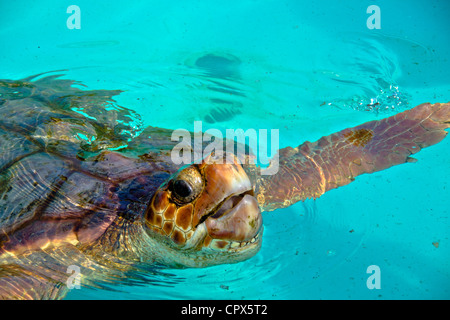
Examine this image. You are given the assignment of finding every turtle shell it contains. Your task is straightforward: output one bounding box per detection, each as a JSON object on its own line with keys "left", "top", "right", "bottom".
{"left": 0, "top": 72, "right": 181, "bottom": 257}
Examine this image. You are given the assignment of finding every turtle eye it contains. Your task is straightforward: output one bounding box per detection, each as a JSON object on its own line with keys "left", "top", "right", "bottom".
{"left": 170, "top": 166, "right": 203, "bottom": 204}
{"left": 173, "top": 179, "right": 192, "bottom": 199}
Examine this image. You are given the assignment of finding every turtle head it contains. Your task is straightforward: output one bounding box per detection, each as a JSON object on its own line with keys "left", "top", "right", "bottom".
{"left": 144, "top": 152, "right": 263, "bottom": 267}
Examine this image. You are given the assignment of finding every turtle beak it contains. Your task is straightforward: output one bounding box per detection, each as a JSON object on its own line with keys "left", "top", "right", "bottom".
{"left": 191, "top": 152, "right": 263, "bottom": 245}
{"left": 204, "top": 192, "right": 262, "bottom": 242}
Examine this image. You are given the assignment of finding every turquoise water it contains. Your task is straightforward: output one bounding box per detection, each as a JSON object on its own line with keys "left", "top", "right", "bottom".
{"left": 1, "top": 0, "right": 449, "bottom": 299}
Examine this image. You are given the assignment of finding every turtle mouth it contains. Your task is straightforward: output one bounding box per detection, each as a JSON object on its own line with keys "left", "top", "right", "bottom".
{"left": 204, "top": 189, "right": 262, "bottom": 248}
{"left": 197, "top": 189, "right": 255, "bottom": 226}
{"left": 211, "top": 190, "right": 255, "bottom": 218}
{"left": 182, "top": 188, "right": 263, "bottom": 253}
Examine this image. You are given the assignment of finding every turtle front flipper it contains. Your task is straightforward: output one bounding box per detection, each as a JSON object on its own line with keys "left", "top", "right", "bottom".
{"left": 256, "top": 102, "right": 450, "bottom": 212}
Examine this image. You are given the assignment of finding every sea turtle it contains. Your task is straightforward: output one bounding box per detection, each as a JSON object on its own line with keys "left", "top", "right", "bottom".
{"left": 0, "top": 72, "right": 449, "bottom": 299}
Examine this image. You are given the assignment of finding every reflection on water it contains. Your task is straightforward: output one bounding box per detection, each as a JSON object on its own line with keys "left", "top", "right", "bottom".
{"left": 184, "top": 53, "right": 246, "bottom": 125}
{"left": 115, "top": 33, "right": 418, "bottom": 131}
{"left": 193, "top": 53, "right": 241, "bottom": 80}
